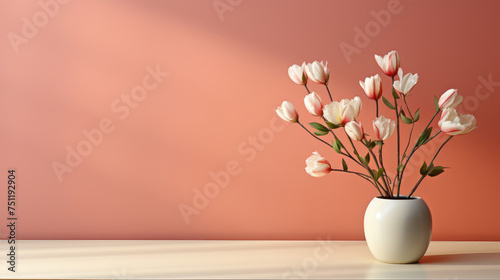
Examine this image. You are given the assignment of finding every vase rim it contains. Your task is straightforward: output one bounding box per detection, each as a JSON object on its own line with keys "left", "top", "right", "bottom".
{"left": 374, "top": 195, "right": 421, "bottom": 200}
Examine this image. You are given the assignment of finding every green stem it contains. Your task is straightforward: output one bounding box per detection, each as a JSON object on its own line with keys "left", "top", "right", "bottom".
{"left": 375, "top": 99, "right": 379, "bottom": 118}
{"left": 408, "top": 135, "right": 453, "bottom": 197}
{"left": 401, "top": 95, "right": 415, "bottom": 159}
{"left": 304, "top": 84, "right": 311, "bottom": 94}
{"left": 392, "top": 76, "right": 401, "bottom": 197}
{"left": 298, "top": 122, "right": 331, "bottom": 148}
{"left": 331, "top": 169, "right": 384, "bottom": 197}
{"left": 343, "top": 131, "right": 370, "bottom": 168}
{"left": 325, "top": 85, "right": 333, "bottom": 102}
{"left": 363, "top": 139, "right": 391, "bottom": 196}
{"left": 422, "top": 109, "right": 441, "bottom": 137}
{"left": 345, "top": 132, "right": 388, "bottom": 197}
{"left": 397, "top": 109, "right": 442, "bottom": 188}
{"left": 398, "top": 95, "right": 415, "bottom": 191}
{"left": 376, "top": 180, "right": 390, "bottom": 197}
{"left": 427, "top": 131, "right": 442, "bottom": 143}
{"left": 331, "top": 168, "right": 372, "bottom": 179}
{"left": 377, "top": 143, "right": 392, "bottom": 197}
{"left": 429, "top": 136, "right": 453, "bottom": 166}
{"left": 323, "top": 118, "right": 364, "bottom": 168}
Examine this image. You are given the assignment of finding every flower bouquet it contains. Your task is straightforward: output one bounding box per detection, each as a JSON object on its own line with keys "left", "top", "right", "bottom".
{"left": 276, "top": 50, "right": 477, "bottom": 263}
{"left": 277, "top": 50, "right": 476, "bottom": 199}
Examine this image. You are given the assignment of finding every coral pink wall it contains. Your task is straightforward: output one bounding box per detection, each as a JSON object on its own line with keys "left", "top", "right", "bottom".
{"left": 1, "top": 0, "right": 499, "bottom": 240}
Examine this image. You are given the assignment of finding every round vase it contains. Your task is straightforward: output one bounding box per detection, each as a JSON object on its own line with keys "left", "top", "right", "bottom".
{"left": 364, "top": 196, "right": 432, "bottom": 263}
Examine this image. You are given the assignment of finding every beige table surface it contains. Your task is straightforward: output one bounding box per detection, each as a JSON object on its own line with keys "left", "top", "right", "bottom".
{"left": 0, "top": 240, "right": 499, "bottom": 279}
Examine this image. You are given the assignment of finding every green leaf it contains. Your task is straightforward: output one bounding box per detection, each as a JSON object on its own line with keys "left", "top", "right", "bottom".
{"left": 420, "top": 161, "right": 428, "bottom": 176}
{"left": 332, "top": 140, "right": 341, "bottom": 153}
{"left": 309, "top": 122, "right": 328, "bottom": 132}
{"left": 428, "top": 162, "right": 435, "bottom": 172}
{"left": 414, "top": 108, "right": 420, "bottom": 122}
{"left": 377, "top": 168, "right": 384, "bottom": 180}
{"left": 400, "top": 110, "right": 413, "bottom": 124}
{"left": 365, "top": 140, "right": 376, "bottom": 150}
{"left": 335, "top": 138, "right": 344, "bottom": 149}
{"left": 434, "top": 96, "right": 439, "bottom": 112}
{"left": 325, "top": 121, "right": 341, "bottom": 130}
{"left": 342, "top": 159, "right": 348, "bottom": 171}
{"left": 416, "top": 127, "right": 433, "bottom": 146}
{"left": 397, "top": 164, "right": 404, "bottom": 172}
{"left": 314, "top": 130, "right": 328, "bottom": 136}
{"left": 428, "top": 166, "right": 446, "bottom": 177}
{"left": 357, "top": 154, "right": 366, "bottom": 165}
{"left": 392, "top": 87, "right": 400, "bottom": 99}
{"left": 422, "top": 127, "right": 433, "bottom": 145}
{"left": 382, "top": 96, "right": 395, "bottom": 110}
{"left": 364, "top": 153, "right": 370, "bottom": 166}
{"left": 371, "top": 169, "right": 378, "bottom": 180}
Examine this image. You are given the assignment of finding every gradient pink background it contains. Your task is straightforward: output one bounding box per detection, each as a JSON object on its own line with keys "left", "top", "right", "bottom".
{"left": 1, "top": 0, "right": 499, "bottom": 240}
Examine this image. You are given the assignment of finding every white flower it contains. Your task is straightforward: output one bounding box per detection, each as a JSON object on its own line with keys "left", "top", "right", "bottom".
{"left": 304, "top": 92, "right": 323, "bottom": 116}
{"left": 359, "top": 74, "right": 383, "bottom": 100}
{"left": 288, "top": 63, "right": 307, "bottom": 85}
{"left": 345, "top": 121, "right": 365, "bottom": 141}
{"left": 374, "top": 50, "right": 400, "bottom": 77}
{"left": 373, "top": 116, "right": 395, "bottom": 140}
{"left": 323, "top": 97, "right": 362, "bottom": 126}
{"left": 305, "top": 61, "right": 329, "bottom": 85}
{"left": 393, "top": 68, "right": 418, "bottom": 96}
{"left": 438, "top": 89, "right": 463, "bottom": 110}
{"left": 305, "top": 152, "right": 331, "bottom": 177}
{"left": 276, "top": 101, "right": 298, "bottom": 123}
{"left": 438, "top": 108, "right": 476, "bottom": 135}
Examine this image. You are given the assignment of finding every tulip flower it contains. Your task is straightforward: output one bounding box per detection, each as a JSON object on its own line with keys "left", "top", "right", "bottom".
{"left": 373, "top": 116, "right": 395, "bottom": 140}
{"left": 438, "top": 108, "right": 476, "bottom": 135}
{"left": 359, "top": 74, "right": 383, "bottom": 100}
{"left": 323, "top": 97, "right": 362, "bottom": 126}
{"left": 345, "top": 121, "right": 365, "bottom": 141}
{"left": 288, "top": 63, "right": 308, "bottom": 85}
{"left": 276, "top": 101, "right": 298, "bottom": 123}
{"left": 305, "top": 61, "right": 330, "bottom": 85}
{"left": 305, "top": 151, "right": 331, "bottom": 177}
{"left": 438, "top": 89, "right": 463, "bottom": 110}
{"left": 393, "top": 68, "right": 418, "bottom": 96}
{"left": 304, "top": 92, "right": 323, "bottom": 116}
{"left": 375, "top": 50, "right": 400, "bottom": 77}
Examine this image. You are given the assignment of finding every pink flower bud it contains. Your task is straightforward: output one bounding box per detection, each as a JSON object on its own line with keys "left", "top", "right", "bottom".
{"left": 345, "top": 121, "right": 365, "bottom": 141}
{"left": 276, "top": 101, "right": 298, "bottom": 123}
{"left": 305, "top": 152, "right": 331, "bottom": 177}
{"left": 438, "top": 108, "right": 476, "bottom": 135}
{"left": 304, "top": 92, "right": 323, "bottom": 116}
{"left": 375, "top": 50, "right": 400, "bottom": 77}
{"left": 393, "top": 68, "right": 418, "bottom": 96}
{"left": 359, "top": 74, "right": 383, "bottom": 100}
{"left": 373, "top": 116, "right": 395, "bottom": 141}
{"left": 288, "top": 62, "right": 308, "bottom": 85}
{"left": 438, "top": 89, "right": 463, "bottom": 110}
{"left": 305, "top": 61, "right": 330, "bottom": 85}
{"left": 323, "top": 97, "right": 362, "bottom": 126}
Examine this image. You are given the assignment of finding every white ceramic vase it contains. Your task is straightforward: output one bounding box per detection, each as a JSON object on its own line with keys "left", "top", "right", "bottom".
{"left": 364, "top": 196, "right": 432, "bottom": 263}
